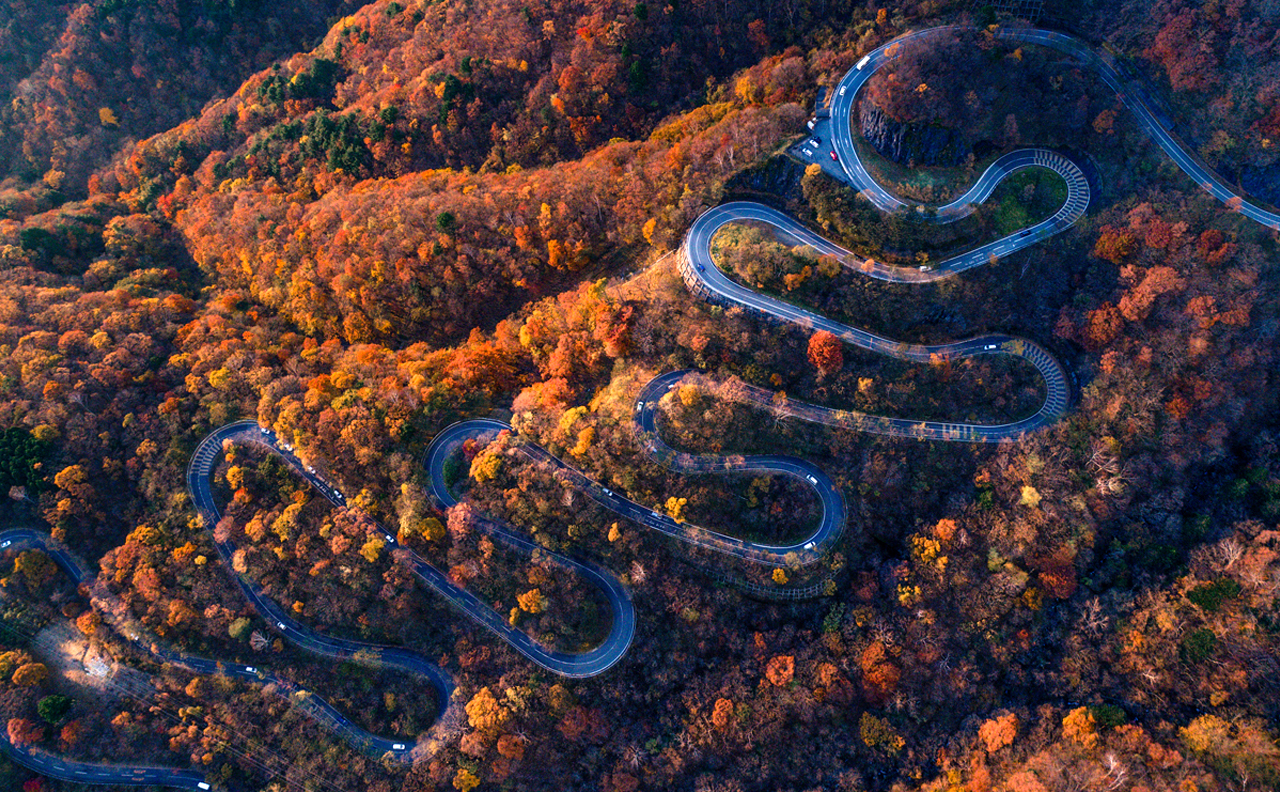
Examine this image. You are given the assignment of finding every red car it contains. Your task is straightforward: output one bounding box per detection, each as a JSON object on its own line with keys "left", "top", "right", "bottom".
{"left": 829, "top": 150, "right": 838, "bottom": 161}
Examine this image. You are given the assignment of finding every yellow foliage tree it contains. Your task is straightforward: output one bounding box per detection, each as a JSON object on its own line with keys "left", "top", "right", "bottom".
{"left": 571, "top": 426, "right": 595, "bottom": 456}
{"left": 559, "top": 406, "right": 588, "bottom": 434}
{"left": 1181, "top": 715, "right": 1280, "bottom": 784}
{"left": 547, "top": 238, "right": 566, "bottom": 269}
{"left": 465, "top": 687, "right": 508, "bottom": 732}
{"left": 470, "top": 450, "right": 502, "bottom": 483}
{"left": 400, "top": 516, "right": 446, "bottom": 543}
{"left": 12, "top": 662, "right": 49, "bottom": 687}
{"left": 665, "top": 496, "right": 687, "bottom": 523}
{"left": 53, "top": 465, "right": 86, "bottom": 491}
{"left": 911, "top": 535, "right": 941, "bottom": 563}
{"left": 453, "top": 768, "right": 480, "bottom": 792}
{"left": 1062, "top": 707, "right": 1098, "bottom": 749}
{"left": 359, "top": 536, "right": 385, "bottom": 563}
{"left": 517, "top": 588, "right": 546, "bottom": 614}
{"left": 859, "top": 712, "right": 904, "bottom": 753}
{"left": 1020, "top": 485, "right": 1041, "bottom": 508}
{"left": 272, "top": 502, "right": 302, "bottom": 541}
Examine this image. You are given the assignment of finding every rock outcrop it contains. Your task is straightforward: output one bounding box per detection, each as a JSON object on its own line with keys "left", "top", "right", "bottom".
{"left": 858, "top": 102, "right": 968, "bottom": 167}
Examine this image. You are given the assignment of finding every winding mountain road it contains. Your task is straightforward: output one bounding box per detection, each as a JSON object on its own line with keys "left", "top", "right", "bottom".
{"left": 7, "top": 21, "right": 1280, "bottom": 792}
{"left": 194, "top": 420, "right": 635, "bottom": 679}
{"left": 826, "top": 25, "right": 1280, "bottom": 231}
{"left": 0, "top": 528, "right": 215, "bottom": 791}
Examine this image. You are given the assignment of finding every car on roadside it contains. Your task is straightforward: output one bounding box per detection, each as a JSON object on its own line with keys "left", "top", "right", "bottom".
{"left": 829, "top": 150, "right": 838, "bottom": 161}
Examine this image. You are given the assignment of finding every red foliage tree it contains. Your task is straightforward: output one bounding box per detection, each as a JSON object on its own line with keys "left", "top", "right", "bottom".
{"left": 7, "top": 718, "right": 44, "bottom": 747}
{"left": 807, "top": 330, "right": 843, "bottom": 376}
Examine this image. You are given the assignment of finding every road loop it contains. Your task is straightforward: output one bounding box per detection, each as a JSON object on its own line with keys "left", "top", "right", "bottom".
{"left": 7, "top": 23, "right": 1280, "bottom": 790}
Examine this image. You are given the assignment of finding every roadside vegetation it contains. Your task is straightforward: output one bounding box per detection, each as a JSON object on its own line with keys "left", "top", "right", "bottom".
{"left": 1, "top": 0, "right": 1280, "bottom": 790}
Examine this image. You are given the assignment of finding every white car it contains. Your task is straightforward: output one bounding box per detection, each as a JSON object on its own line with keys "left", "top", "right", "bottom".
{"left": 856, "top": 55, "right": 871, "bottom": 70}
{"left": 277, "top": 622, "right": 286, "bottom": 630}
{"left": 984, "top": 344, "right": 998, "bottom": 351}
{"left": 393, "top": 743, "right": 406, "bottom": 750}
{"left": 198, "top": 784, "right": 211, "bottom": 791}
{"left": 803, "top": 541, "right": 816, "bottom": 550}
{"left": 245, "top": 666, "right": 256, "bottom": 673}
{"left": 806, "top": 475, "right": 818, "bottom": 485}
{"left": 1, "top": 541, "right": 9, "bottom": 549}
{"left": 636, "top": 401, "right": 645, "bottom": 411}
{"left": 602, "top": 488, "right": 613, "bottom": 497}
{"left": 839, "top": 85, "right": 847, "bottom": 95}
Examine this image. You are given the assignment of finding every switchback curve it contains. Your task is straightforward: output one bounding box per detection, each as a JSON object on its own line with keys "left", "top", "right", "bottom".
{"left": 828, "top": 25, "right": 1280, "bottom": 231}
{"left": 0, "top": 528, "right": 216, "bottom": 791}
{"left": 11, "top": 21, "right": 1280, "bottom": 792}
{"left": 192, "top": 421, "right": 636, "bottom": 679}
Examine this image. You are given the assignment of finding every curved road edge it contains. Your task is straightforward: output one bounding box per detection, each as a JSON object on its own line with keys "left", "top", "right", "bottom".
{"left": 828, "top": 25, "right": 1280, "bottom": 232}
{"left": 193, "top": 421, "right": 636, "bottom": 679}
{"left": 0, "top": 528, "right": 214, "bottom": 790}
{"left": 679, "top": 204, "right": 1071, "bottom": 440}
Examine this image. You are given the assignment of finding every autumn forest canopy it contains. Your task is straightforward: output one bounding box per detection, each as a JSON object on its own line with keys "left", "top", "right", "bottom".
{"left": 3, "top": 0, "right": 1280, "bottom": 790}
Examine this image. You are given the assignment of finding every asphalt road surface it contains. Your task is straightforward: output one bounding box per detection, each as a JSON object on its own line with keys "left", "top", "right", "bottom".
{"left": 8, "top": 21, "right": 1280, "bottom": 792}
{"left": 824, "top": 25, "right": 1280, "bottom": 231}
{"left": 0, "top": 528, "right": 216, "bottom": 790}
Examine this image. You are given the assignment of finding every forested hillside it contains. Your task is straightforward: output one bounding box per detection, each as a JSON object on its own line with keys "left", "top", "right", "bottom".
{"left": 1, "top": 0, "right": 1280, "bottom": 791}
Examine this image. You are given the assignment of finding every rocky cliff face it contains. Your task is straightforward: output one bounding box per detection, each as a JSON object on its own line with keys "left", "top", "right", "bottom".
{"left": 858, "top": 102, "right": 968, "bottom": 167}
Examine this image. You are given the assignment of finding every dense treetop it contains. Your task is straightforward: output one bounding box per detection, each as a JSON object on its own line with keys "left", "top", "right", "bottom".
{"left": 0, "top": 0, "right": 1279, "bottom": 790}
